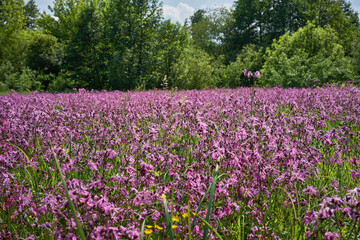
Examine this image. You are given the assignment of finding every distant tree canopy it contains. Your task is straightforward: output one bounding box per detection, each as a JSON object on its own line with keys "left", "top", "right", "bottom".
{"left": 0, "top": 0, "right": 359, "bottom": 92}
{"left": 225, "top": 0, "right": 359, "bottom": 61}
{"left": 261, "top": 22, "right": 355, "bottom": 87}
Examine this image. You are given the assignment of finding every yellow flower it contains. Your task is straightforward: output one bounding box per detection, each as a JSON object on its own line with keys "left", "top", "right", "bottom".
{"left": 172, "top": 225, "right": 178, "bottom": 229}
{"left": 160, "top": 195, "right": 166, "bottom": 199}
{"left": 144, "top": 228, "right": 153, "bottom": 235}
{"left": 182, "top": 212, "right": 189, "bottom": 218}
{"left": 154, "top": 223, "right": 163, "bottom": 230}
{"left": 146, "top": 225, "right": 153, "bottom": 228}
{"left": 172, "top": 215, "right": 180, "bottom": 222}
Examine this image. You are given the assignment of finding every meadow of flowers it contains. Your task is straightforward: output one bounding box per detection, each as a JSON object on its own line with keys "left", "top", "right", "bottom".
{"left": 1, "top": 86, "right": 360, "bottom": 240}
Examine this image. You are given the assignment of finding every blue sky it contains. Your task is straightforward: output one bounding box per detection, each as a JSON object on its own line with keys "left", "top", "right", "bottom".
{"left": 34, "top": 0, "right": 360, "bottom": 23}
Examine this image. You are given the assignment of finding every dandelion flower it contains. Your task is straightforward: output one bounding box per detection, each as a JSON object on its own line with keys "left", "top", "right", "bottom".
{"left": 172, "top": 225, "right": 178, "bottom": 229}
{"left": 144, "top": 229, "right": 153, "bottom": 235}
{"left": 172, "top": 216, "right": 180, "bottom": 222}
{"left": 154, "top": 223, "right": 163, "bottom": 230}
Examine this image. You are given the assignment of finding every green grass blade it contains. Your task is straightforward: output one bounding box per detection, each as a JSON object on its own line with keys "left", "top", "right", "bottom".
{"left": 190, "top": 181, "right": 212, "bottom": 233}
{"left": 237, "top": 216, "right": 241, "bottom": 240}
{"left": 190, "top": 165, "right": 222, "bottom": 235}
{"left": 215, "top": 218, "right": 229, "bottom": 240}
{"left": 2, "top": 142, "right": 36, "bottom": 190}
{"left": 162, "top": 194, "right": 174, "bottom": 240}
{"left": 52, "top": 149, "right": 87, "bottom": 240}
{"left": 202, "top": 164, "right": 219, "bottom": 240}
{"left": 242, "top": 215, "right": 244, "bottom": 240}
{"left": 277, "top": 187, "right": 298, "bottom": 239}
{"left": 188, "top": 200, "right": 192, "bottom": 240}
{"left": 196, "top": 214, "right": 223, "bottom": 240}
{"left": 140, "top": 217, "right": 147, "bottom": 240}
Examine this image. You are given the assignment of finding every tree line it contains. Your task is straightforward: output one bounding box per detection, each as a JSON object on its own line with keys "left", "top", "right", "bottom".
{"left": 0, "top": 0, "right": 359, "bottom": 92}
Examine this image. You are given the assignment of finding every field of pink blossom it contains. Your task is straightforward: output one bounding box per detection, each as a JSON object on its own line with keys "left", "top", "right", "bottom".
{"left": 1, "top": 87, "right": 360, "bottom": 240}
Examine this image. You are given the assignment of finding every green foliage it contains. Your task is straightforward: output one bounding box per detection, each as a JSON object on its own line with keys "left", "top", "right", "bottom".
{"left": 48, "top": 71, "right": 76, "bottom": 92}
{"left": 27, "top": 31, "right": 64, "bottom": 74}
{"left": 351, "top": 28, "right": 360, "bottom": 79}
{"left": 41, "top": 0, "right": 87, "bottom": 40}
{"left": 15, "top": 67, "right": 42, "bottom": 91}
{"left": 0, "top": 0, "right": 27, "bottom": 66}
{"left": 106, "top": 0, "right": 163, "bottom": 90}
{"left": 189, "top": 7, "right": 231, "bottom": 58}
{"left": 225, "top": 0, "right": 302, "bottom": 62}
{"left": 0, "top": 30, "right": 30, "bottom": 70}
{"left": 0, "top": 62, "right": 42, "bottom": 91}
{"left": 298, "top": 0, "right": 359, "bottom": 54}
{"left": 0, "top": 29, "right": 66, "bottom": 92}
{"left": 226, "top": 0, "right": 359, "bottom": 62}
{"left": 225, "top": 44, "right": 264, "bottom": 88}
{"left": 0, "top": 0, "right": 25, "bottom": 35}
{"left": 169, "top": 45, "right": 223, "bottom": 90}
{"left": 1, "top": 0, "right": 359, "bottom": 91}
{"left": 154, "top": 20, "right": 189, "bottom": 88}
{"left": 230, "top": 0, "right": 257, "bottom": 50}
{"left": 261, "top": 22, "right": 356, "bottom": 88}
{"left": 66, "top": 1, "right": 108, "bottom": 89}
{"left": 24, "top": 0, "right": 39, "bottom": 29}
{"left": 0, "top": 30, "right": 36, "bottom": 92}
{"left": 108, "top": 50, "right": 137, "bottom": 90}
{"left": 0, "top": 61, "right": 16, "bottom": 91}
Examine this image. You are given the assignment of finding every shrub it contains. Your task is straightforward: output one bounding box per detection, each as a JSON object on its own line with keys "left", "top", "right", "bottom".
{"left": 261, "top": 22, "right": 356, "bottom": 88}
{"left": 169, "top": 45, "right": 223, "bottom": 90}
{"left": 0, "top": 61, "right": 42, "bottom": 91}
{"left": 225, "top": 44, "right": 264, "bottom": 88}
{"left": 48, "top": 71, "right": 76, "bottom": 92}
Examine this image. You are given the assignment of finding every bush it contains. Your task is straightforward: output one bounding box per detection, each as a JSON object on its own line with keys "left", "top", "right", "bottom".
{"left": 351, "top": 29, "right": 360, "bottom": 82}
{"left": 16, "top": 67, "right": 42, "bottom": 91}
{"left": 48, "top": 71, "right": 76, "bottom": 92}
{"left": 261, "top": 22, "right": 356, "bottom": 88}
{"left": 169, "top": 45, "right": 223, "bottom": 89}
{"left": 0, "top": 61, "right": 42, "bottom": 91}
{"left": 225, "top": 44, "right": 264, "bottom": 88}
{"left": 108, "top": 50, "right": 138, "bottom": 91}
{"left": 27, "top": 31, "right": 64, "bottom": 74}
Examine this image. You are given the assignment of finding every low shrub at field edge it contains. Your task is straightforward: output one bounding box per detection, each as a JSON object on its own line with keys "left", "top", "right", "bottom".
{"left": 0, "top": 86, "right": 359, "bottom": 239}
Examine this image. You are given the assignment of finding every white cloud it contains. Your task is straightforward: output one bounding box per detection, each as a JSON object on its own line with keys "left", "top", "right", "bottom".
{"left": 34, "top": 0, "right": 53, "bottom": 13}
{"left": 200, "top": 2, "right": 232, "bottom": 10}
{"left": 353, "top": 5, "right": 360, "bottom": 16}
{"left": 162, "top": 2, "right": 195, "bottom": 23}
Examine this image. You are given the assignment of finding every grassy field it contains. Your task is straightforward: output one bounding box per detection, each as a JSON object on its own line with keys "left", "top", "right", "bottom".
{"left": 0, "top": 87, "right": 359, "bottom": 240}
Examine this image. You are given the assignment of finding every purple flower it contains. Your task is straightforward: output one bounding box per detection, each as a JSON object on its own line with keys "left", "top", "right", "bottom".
{"left": 350, "top": 156, "right": 358, "bottom": 166}
{"left": 250, "top": 226, "right": 258, "bottom": 233}
{"left": 2, "top": 86, "right": 360, "bottom": 239}
{"left": 350, "top": 170, "right": 360, "bottom": 181}
{"left": 324, "top": 232, "right": 340, "bottom": 240}
{"left": 303, "top": 186, "right": 318, "bottom": 195}
{"left": 24, "top": 235, "right": 35, "bottom": 240}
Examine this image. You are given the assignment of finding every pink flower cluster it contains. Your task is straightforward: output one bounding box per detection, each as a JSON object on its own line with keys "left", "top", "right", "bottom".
{"left": 0, "top": 86, "right": 359, "bottom": 239}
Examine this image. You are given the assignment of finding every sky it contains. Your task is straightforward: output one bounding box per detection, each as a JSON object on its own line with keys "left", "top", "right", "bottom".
{"left": 34, "top": 0, "right": 360, "bottom": 23}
